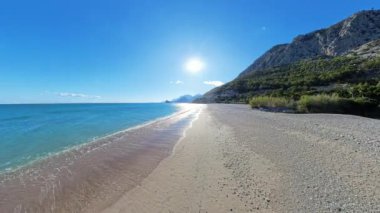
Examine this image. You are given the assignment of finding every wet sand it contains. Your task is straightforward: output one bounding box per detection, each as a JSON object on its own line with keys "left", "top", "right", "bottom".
{"left": 103, "top": 104, "right": 380, "bottom": 212}
{"left": 0, "top": 104, "right": 202, "bottom": 213}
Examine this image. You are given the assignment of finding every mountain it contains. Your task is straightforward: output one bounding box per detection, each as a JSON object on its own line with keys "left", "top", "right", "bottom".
{"left": 170, "top": 94, "right": 202, "bottom": 103}
{"left": 195, "top": 10, "right": 380, "bottom": 103}
{"left": 239, "top": 10, "right": 380, "bottom": 77}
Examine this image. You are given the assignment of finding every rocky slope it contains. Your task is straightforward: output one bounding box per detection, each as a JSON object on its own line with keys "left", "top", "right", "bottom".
{"left": 195, "top": 10, "right": 380, "bottom": 103}
{"left": 347, "top": 39, "right": 380, "bottom": 58}
{"left": 239, "top": 10, "right": 380, "bottom": 77}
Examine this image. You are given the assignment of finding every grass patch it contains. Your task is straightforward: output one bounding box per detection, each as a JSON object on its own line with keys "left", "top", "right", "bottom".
{"left": 297, "top": 94, "right": 378, "bottom": 115}
{"left": 297, "top": 94, "right": 345, "bottom": 113}
{"left": 249, "top": 96, "right": 294, "bottom": 109}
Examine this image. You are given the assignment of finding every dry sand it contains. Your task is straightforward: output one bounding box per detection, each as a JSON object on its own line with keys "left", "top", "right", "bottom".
{"left": 102, "top": 104, "right": 380, "bottom": 213}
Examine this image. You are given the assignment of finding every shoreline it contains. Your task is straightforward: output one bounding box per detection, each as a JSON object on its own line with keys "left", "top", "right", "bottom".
{"left": 0, "top": 104, "right": 187, "bottom": 175}
{"left": 0, "top": 104, "right": 204, "bottom": 213}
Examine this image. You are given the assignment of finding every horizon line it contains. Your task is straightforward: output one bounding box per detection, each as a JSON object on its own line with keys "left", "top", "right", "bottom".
{"left": 0, "top": 102, "right": 170, "bottom": 105}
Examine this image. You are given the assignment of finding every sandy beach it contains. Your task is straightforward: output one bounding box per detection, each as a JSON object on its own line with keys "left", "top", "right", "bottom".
{"left": 1, "top": 104, "right": 379, "bottom": 212}
{"left": 103, "top": 104, "right": 380, "bottom": 212}
{"left": 2, "top": 1, "right": 379, "bottom": 212}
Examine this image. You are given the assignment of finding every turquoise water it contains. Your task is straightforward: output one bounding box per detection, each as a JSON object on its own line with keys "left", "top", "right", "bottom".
{"left": 0, "top": 103, "right": 178, "bottom": 172}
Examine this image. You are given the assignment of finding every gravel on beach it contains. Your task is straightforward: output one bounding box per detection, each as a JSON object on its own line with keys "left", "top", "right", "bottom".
{"left": 103, "top": 104, "right": 380, "bottom": 212}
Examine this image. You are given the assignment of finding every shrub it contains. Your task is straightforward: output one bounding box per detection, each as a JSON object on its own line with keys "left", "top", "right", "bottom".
{"left": 363, "top": 57, "right": 380, "bottom": 69}
{"left": 351, "top": 97, "right": 379, "bottom": 116}
{"left": 249, "top": 96, "right": 294, "bottom": 109}
{"left": 249, "top": 94, "right": 380, "bottom": 117}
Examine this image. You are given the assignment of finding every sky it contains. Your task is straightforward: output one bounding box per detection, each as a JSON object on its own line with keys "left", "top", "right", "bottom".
{"left": 0, "top": 0, "right": 379, "bottom": 103}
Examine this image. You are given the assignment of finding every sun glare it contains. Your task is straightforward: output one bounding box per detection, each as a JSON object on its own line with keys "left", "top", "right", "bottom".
{"left": 185, "top": 58, "right": 204, "bottom": 73}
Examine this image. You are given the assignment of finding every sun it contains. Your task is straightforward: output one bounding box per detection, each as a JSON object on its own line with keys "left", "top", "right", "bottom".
{"left": 185, "top": 58, "right": 204, "bottom": 73}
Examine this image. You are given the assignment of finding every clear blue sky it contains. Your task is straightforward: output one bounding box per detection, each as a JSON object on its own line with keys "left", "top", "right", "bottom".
{"left": 0, "top": 0, "right": 379, "bottom": 103}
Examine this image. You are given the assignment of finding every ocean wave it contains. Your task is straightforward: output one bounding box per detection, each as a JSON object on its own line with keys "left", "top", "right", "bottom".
{"left": 0, "top": 115, "right": 32, "bottom": 122}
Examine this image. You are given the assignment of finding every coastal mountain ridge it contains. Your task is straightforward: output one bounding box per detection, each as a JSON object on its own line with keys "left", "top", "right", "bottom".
{"left": 239, "top": 10, "right": 380, "bottom": 77}
{"left": 195, "top": 10, "right": 380, "bottom": 103}
{"left": 167, "top": 94, "right": 202, "bottom": 103}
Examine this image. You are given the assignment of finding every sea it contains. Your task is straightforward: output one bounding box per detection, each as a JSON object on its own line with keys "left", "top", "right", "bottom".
{"left": 0, "top": 103, "right": 179, "bottom": 172}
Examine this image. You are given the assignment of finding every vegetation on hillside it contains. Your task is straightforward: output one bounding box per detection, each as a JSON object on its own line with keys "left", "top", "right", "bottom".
{"left": 221, "top": 56, "right": 379, "bottom": 100}
{"left": 214, "top": 55, "right": 380, "bottom": 116}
